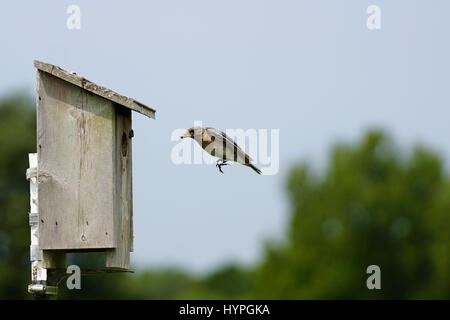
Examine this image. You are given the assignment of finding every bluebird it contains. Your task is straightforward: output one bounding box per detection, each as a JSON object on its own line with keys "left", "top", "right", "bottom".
{"left": 181, "top": 126, "right": 262, "bottom": 174}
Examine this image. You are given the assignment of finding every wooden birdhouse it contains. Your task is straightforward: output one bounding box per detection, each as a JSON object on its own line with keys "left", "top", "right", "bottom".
{"left": 33, "top": 60, "right": 155, "bottom": 271}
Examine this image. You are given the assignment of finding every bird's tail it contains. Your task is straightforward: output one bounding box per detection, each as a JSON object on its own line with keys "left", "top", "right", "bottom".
{"left": 247, "top": 163, "right": 262, "bottom": 175}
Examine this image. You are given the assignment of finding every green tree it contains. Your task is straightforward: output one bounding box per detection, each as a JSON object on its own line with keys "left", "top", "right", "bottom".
{"left": 256, "top": 131, "right": 449, "bottom": 299}
{"left": 0, "top": 93, "right": 36, "bottom": 299}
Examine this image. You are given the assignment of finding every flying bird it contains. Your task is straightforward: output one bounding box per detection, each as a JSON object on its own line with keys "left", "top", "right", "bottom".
{"left": 180, "top": 126, "right": 262, "bottom": 175}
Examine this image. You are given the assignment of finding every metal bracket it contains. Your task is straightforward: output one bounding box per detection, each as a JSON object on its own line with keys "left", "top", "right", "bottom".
{"left": 26, "top": 167, "right": 38, "bottom": 181}
{"left": 29, "top": 212, "right": 39, "bottom": 226}
{"left": 28, "top": 284, "right": 57, "bottom": 296}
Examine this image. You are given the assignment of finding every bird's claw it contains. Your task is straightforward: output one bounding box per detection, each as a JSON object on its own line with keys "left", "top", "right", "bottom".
{"left": 216, "top": 160, "right": 228, "bottom": 174}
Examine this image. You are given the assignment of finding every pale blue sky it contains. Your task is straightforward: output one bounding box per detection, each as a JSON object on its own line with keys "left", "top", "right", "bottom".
{"left": 1, "top": 1, "right": 449, "bottom": 273}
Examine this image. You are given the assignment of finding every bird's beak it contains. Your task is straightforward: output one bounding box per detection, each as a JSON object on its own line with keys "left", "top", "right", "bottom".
{"left": 180, "top": 131, "right": 190, "bottom": 139}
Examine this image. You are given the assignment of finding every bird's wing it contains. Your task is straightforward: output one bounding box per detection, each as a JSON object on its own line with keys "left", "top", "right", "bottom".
{"left": 204, "top": 127, "right": 253, "bottom": 163}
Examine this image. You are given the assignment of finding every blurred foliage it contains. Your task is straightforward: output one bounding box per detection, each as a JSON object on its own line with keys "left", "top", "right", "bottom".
{"left": 255, "top": 131, "right": 449, "bottom": 299}
{"left": 0, "top": 93, "right": 36, "bottom": 299}
{"left": 0, "top": 93, "right": 448, "bottom": 299}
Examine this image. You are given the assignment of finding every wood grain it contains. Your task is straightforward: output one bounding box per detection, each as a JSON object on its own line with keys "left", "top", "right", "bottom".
{"left": 37, "top": 70, "right": 115, "bottom": 250}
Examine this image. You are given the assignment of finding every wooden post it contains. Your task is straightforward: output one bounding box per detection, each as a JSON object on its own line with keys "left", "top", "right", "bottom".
{"left": 27, "top": 153, "right": 66, "bottom": 299}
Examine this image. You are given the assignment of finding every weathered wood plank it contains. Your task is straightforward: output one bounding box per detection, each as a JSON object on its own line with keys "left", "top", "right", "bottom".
{"left": 34, "top": 60, "right": 156, "bottom": 119}
{"left": 37, "top": 70, "right": 115, "bottom": 250}
{"left": 106, "top": 106, "right": 133, "bottom": 269}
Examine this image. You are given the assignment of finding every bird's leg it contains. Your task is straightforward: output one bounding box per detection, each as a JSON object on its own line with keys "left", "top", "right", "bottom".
{"left": 216, "top": 159, "right": 228, "bottom": 174}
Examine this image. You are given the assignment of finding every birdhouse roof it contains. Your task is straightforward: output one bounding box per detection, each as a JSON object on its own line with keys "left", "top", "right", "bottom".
{"left": 34, "top": 60, "right": 156, "bottom": 119}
